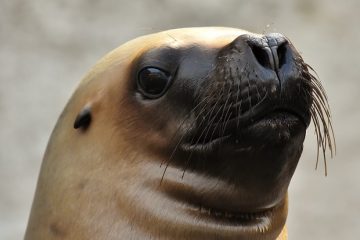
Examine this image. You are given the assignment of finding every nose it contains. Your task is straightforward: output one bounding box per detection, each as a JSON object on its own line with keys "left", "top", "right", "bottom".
{"left": 233, "top": 33, "right": 289, "bottom": 71}
{"left": 196, "top": 32, "right": 309, "bottom": 135}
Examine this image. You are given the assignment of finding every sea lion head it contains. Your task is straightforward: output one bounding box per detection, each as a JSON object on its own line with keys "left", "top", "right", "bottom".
{"left": 26, "top": 27, "right": 334, "bottom": 240}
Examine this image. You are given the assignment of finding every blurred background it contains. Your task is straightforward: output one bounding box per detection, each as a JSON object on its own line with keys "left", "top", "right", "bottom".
{"left": 0, "top": 0, "right": 358, "bottom": 239}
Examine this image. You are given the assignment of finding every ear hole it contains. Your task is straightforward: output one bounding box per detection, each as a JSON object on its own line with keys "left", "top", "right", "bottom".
{"left": 74, "top": 106, "right": 92, "bottom": 130}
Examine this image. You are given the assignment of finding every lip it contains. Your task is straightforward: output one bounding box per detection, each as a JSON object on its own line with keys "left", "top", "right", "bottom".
{"left": 185, "top": 201, "right": 278, "bottom": 227}
{"left": 158, "top": 178, "right": 285, "bottom": 228}
{"left": 181, "top": 107, "right": 308, "bottom": 152}
{"left": 217, "top": 106, "right": 310, "bottom": 132}
{"left": 188, "top": 203, "right": 274, "bottom": 225}
{"left": 180, "top": 135, "right": 231, "bottom": 152}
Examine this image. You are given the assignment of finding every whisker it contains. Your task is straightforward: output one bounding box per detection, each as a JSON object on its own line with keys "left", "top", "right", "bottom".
{"left": 235, "top": 67, "right": 241, "bottom": 129}
{"left": 159, "top": 65, "right": 219, "bottom": 182}
{"left": 201, "top": 102, "right": 226, "bottom": 146}
{"left": 181, "top": 85, "right": 227, "bottom": 178}
{"left": 301, "top": 63, "right": 336, "bottom": 176}
{"left": 160, "top": 96, "right": 211, "bottom": 183}
{"left": 160, "top": 94, "right": 211, "bottom": 167}
{"left": 181, "top": 102, "right": 223, "bottom": 179}
{"left": 218, "top": 68, "right": 233, "bottom": 134}
{"left": 221, "top": 103, "right": 234, "bottom": 137}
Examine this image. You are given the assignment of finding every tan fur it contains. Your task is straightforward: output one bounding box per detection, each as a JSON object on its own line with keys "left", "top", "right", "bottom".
{"left": 277, "top": 227, "right": 288, "bottom": 240}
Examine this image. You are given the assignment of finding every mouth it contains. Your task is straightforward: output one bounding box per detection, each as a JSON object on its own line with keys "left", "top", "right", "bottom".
{"left": 181, "top": 107, "right": 309, "bottom": 152}
{"left": 157, "top": 177, "right": 287, "bottom": 234}
{"left": 182, "top": 190, "right": 280, "bottom": 227}
{"left": 157, "top": 106, "right": 308, "bottom": 237}
{"left": 188, "top": 203, "right": 274, "bottom": 225}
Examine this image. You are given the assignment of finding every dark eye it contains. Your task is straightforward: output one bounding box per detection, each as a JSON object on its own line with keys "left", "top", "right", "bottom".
{"left": 137, "top": 67, "right": 171, "bottom": 99}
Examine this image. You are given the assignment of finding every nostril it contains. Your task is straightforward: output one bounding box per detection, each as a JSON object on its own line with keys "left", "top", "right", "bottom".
{"left": 250, "top": 44, "right": 272, "bottom": 70}
{"left": 277, "top": 43, "right": 288, "bottom": 68}
{"left": 232, "top": 34, "right": 289, "bottom": 71}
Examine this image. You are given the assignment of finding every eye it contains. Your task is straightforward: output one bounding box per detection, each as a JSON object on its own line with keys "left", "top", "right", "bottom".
{"left": 137, "top": 67, "right": 171, "bottom": 99}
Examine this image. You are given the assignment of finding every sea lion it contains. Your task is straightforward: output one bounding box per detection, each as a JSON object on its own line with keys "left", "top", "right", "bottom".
{"left": 25, "top": 27, "right": 334, "bottom": 240}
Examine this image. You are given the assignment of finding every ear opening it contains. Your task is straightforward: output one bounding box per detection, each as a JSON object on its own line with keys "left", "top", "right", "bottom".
{"left": 74, "top": 106, "right": 92, "bottom": 130}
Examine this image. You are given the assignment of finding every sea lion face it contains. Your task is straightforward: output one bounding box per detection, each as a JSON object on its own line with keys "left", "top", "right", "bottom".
{"left": 26, "top": 28, "right": 334, "bottom": 240}
{"left": 99, "top": 28, "right": 326, "bottom": 239}
{"left": 128, "top": 29, "right": 309, "bottom": 206}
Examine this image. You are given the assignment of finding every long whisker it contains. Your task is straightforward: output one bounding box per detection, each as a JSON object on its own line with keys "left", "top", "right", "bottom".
{"left": 181, "top": 84, "right": 227, "bottom": 178}
{"left": 160, "top": 94, "right": 211, "bottom": 168}
{"left": 201, "top": 101, "right": 227, "bottom": 147}
{"left": 160, "top": 96, "right": 211, "bottom": 183}
{"left": 181, "top": 91, "right": 225, "bottom": 178}
{"left": 160, "top": 65, "right": 219, "bottom": 182}
{"left": 301, "top": 63, "right": 336, "bottom": 176}
{"left": 218, "top": 68, "right": 233, "bottom": 134}
{"left": 217, "top": 71, "right": 234, "bottom": 136}
{"left": 235, "top": 67, "right": 242, "bottom": 129}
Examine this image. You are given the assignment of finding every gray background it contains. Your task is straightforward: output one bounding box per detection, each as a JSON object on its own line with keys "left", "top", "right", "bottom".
{"left": 0, "top": 0, "right": 358, "bottom": 239}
